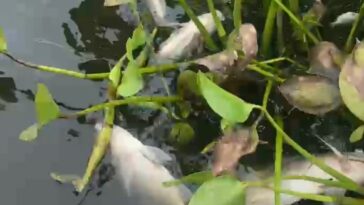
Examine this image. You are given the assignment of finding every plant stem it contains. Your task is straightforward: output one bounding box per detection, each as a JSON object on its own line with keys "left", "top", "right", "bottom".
{"left": 282, "top": 176, "right": 353, "bottom": 191}
{"left": 60, "top": 96, "right": 182, "bottom": 119}
{"left": 2, "top": 52, "right": 181, "bottom": 80}
{"left": 276, "top": 5, "right": 284, "bottom": 55}
{"left": 178, "top": 0, "right": 219, "bottom": 51}
{"left": 263, "top": 110, "right": 364, "bottom": 195}
{"left": 345, "top": 1, "right": 364, "bottom": 52}
{"left": 233, "top": 0, "right": 243, "bottom": 30}
{"left": 262, "top": 0, "right": 278, "bottom": 57}
{"left": 3, "top": 52, "right": 110, "bottom": 79}
{"left": 246, "top": 182, "right": 364, "bottom": 204}
{"left": 274, "top": 116, "right": 284, "bottom": 205}
{"left": 255, "top": 80, "right": 274, "bottom": 125}
{"left": 273, "top": 0, "right": 319, "bottom": 44}
{"left": 257, "top": 57, "right": 307, "bottom": 70}
{"left": 247, "top": 64, "right": 285, "bottom": 83}
{"left": 73, "top": 106, "right": 115, "bottom": 193}
{"left": 206, "top": 0, "right": 226, "bottom": 43}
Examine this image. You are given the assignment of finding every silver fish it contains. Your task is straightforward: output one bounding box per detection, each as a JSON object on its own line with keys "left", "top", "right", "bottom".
{"left": 145, "top": 0, "right": 180, "bottom": 27}
{"left": 97, "top": 123, "right": 192, "bottom": 205}
{"left": 238, "top": 152, "right": 364, "bottom": 205}
{"left": 154, "top": 11, "right": 225, "bottom": 64}
{"left": 330, "top": 11, "right": 358, "bottom": 27}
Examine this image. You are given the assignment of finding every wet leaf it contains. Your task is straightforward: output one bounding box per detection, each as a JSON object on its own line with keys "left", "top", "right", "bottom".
{"left": 189, "top": 175, "right": 245, "bottom": 205}
{"left": 104, "top": 0, "right": 134, "bottom": 7}
{"left": 197, "top": 71, "right": 256, "bottom": 123}
{"left": 163, "top": 171, "right": 214, "bottom": 187}
{"left": 279, "top": 75, "right": 341, "bottom": 115}
{"left": 19, "top": 123, "right": 38, "bottom": 142}
{"left": 212, "top": 127, "right": 259, "bottom": 176}
{"left": 109, "top": 56, "right": 125, "bottom": 88}
{"left": 0, "top": 27, "right": 7, "bottom": 53}
{"left": 339, "top": 55, "right": 364, "bottom": 121}
{"left": 169, "top": 122, "right": 195, "bottom": 146}
{"left": 35, "top": 83, "right": 60, "bottom": 127}
{"left": 349, "top": 125, "right": 364, "bottom": 143}
{"left": 309, "top": 41, "right": 343, "bottom": 81}
{"left": 50, "top": 172, "right": 81, "bottom": 184}
{"left": 117, "top": 61, "right": 143, "bottom": 97}
{"left": 177, "top": 70, "right": 201, "bottom": 98}
{"left": 126, "top": 24, "right": 146, "bottom": 61}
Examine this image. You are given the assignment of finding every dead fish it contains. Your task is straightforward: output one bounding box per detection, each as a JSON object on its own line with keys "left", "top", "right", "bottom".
{"left": 194, "top": 23, "right": 258, "bottom": 76}
{"left": 145, "top": 0, "right": 180, "bottom": 27}
{"left": 96, "top": 123, "right": 192, "bottom": 205}
{"left": 330, "top": 11, "right": 358, "bottom": 27}
{"left": 240, "top": 151, "right": 364, "bottom": 205}
{"left": 154, "top": 11, "right": 225, "bottom": 64}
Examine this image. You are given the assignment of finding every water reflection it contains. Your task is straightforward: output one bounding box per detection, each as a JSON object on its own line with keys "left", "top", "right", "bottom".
{"left": 0, "top": 77, "right": 17, "bottom": 103}
{"left": 62, "top": 0, "right": 134, "bottom": 60}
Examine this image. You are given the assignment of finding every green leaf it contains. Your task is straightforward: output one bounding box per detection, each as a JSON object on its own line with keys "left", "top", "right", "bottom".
{"left": 177, "top": 70, "right": 201, "bottom": 97}
{"left": 350, "top": 125, "right": 364, "bottom": 143}
{"left": 19, "top": 123, "right": 38, "bottom": 141}
{"left": 126, "top": 24, "right": 146, "bottom": 61}
{"left": 220, "top": 119, "right": 235, "bottom": 133}
{"left": 35, "top": 83, "right": 60, "bottom": 127}
{"left": 163, "top": 171, "right": 214, "bottom": 187}
{"left": 169, "top": 122, "right": 195, "bottom": 146}
{"left": 103, "top": 0, "right": 134, "bottom": 6}
{"left": 339, "top": 56, "right": 364, "bottom": 121}
{"left": 197, "top": 71, "right": 256, "bottom": 123}
{"left": 188, "top": 175, "right": 245, "bottom": 205}
{"left": 0, "top": 27, "right": 7, "bottom": 53}
{"left": 109, "top": 56, "right": 125, "bottom": 88}
{"left": 117, "top": 61, "right": 143, "bottom": 97}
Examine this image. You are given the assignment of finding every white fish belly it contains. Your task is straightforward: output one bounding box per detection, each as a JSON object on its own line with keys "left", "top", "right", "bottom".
{"left": 113, "top": 152, "right": 191, "bottom": 205}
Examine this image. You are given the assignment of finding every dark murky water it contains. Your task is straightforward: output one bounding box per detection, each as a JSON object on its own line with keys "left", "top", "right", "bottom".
{"left": 0, "top": 0, "right": 363, "bottom": 205}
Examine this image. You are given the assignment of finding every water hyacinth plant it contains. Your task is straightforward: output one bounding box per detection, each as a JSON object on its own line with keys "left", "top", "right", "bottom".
{"left": 1, "top": 0, "right": 364, "bottom": 204}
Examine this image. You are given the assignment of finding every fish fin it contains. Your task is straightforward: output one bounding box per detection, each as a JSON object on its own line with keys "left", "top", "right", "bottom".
{"left": 141, "top": 145, "right": 173, "bottom": 165}
{"left": 314, "top": 135, "right": 344, "bottom": 158}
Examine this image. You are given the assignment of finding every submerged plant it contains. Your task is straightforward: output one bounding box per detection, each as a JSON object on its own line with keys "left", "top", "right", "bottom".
{"left": 1, "top": 0, "right": 364, "bottom": 205}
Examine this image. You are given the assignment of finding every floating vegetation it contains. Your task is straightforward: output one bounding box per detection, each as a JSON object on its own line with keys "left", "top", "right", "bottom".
{"left": 2, "top": 0, "right": 364, "bottom": 204}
